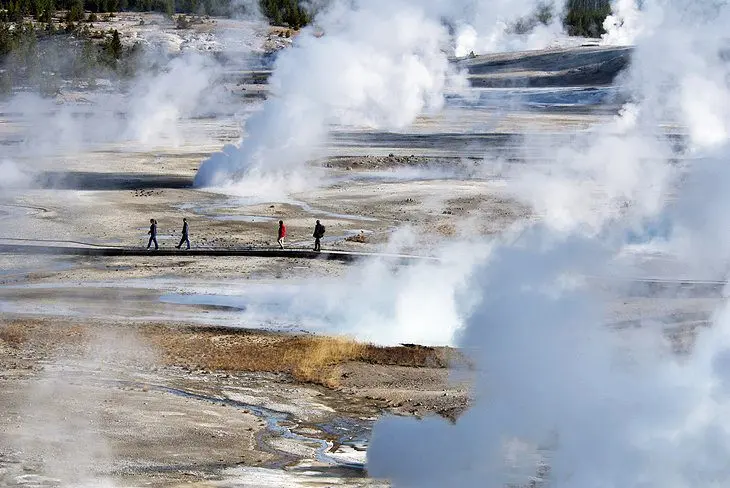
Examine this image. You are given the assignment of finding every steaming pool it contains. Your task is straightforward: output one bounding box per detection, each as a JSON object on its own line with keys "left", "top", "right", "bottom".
{"left": 446, "top": 86, "right": 623, "bottom": 109}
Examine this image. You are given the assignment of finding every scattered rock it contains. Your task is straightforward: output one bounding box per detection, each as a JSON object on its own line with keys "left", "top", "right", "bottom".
{"left": 325, "top": 154, "right": 430, "bottom": 170}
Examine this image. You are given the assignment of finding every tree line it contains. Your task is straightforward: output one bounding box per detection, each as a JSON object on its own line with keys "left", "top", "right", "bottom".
{"left": 0, "top": 18, "right": 136, "bottom": 96}
{"left": 0, "top": 0, "right": 310, "bottom": 27}
{"left": 0, "top": 0, "right": 615, "bottom": 95}
{"left": 564, "top": 0, "right": 612, "bottom": 37}
{"left": 1, "top": 0, "right": 612, "bottom": 35}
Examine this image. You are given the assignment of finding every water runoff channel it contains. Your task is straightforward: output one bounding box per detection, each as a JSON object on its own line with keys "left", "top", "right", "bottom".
{"left": 90, "top": 378, "right": 373, "bottom": 473}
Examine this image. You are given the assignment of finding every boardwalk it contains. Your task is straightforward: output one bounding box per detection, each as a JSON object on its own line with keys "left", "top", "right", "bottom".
{"left": 0, "top": 240, "right": 439, "bottom": 265}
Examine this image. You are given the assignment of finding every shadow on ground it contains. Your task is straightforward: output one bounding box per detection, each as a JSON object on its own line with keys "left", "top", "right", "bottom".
{"left": 34, "top": 171, "right": 193, "bottom": 191}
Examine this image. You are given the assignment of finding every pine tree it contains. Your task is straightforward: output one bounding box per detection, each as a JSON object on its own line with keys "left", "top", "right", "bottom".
{"left": 108, "top": 28, "right": 121, "bottom": 58}
{"left": 40, "top": 0, "right": 54, "bottom": 24}
{"left": 0, "top": 21, "right": 14, "bottom": 56}
{"left": 67, "top": 0, "right": 83, "bottom": 21}
{"left": 75, "top": 38, "right": 97, "bottom": 77}
{"left": 31, "top": 0, "right": 41, "bottom": 20}
{"left": 0, "top": 67, "right": 11, "bottom": 97}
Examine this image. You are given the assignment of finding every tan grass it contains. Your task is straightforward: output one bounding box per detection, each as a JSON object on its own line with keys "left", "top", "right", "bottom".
{"left": 0, "top": 323, "right": 28, "bottom": 347}
{"left": 435, "top": 223, "right": 456, "bottom": 237}
{"left": 142, "top": 326, "right": 452, "bottom": 387}
{"left": 285, "top": 336, "right": 366, "bottom": 385}
{"left": 345, "top": 232, "right": 368, "bottom": 243}
{"left": 0, "top": 321, "right": 89, "bottom": 349}
{"left": 1, "top": 319, "right": 455, "bottom": 389}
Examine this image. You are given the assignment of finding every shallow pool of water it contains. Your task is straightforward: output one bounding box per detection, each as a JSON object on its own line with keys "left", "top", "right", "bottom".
{"left": 445, "top": 86, "right": 621, "bottom": 109}
{"left": 159, "top": 293, "right": 248, "bottom": 311}
{"left": 210, "top": 214, "right": 277, "bottom": 222}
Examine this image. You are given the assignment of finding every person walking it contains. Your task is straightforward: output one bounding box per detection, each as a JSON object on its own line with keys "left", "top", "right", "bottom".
{"left": 277, "top": 220, "right": 286, "bottom": 249}
{"left": 147, "top": 218, "right": 158, "bottom": 250}
{"left": 312, "top": 220, "right": 325, "bottom": 252}
{"left": 175, "top": 218, "right": 190, "bottom": 250}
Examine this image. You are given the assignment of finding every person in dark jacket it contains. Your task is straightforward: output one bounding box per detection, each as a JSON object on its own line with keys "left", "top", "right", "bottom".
{"left": 312, "top": 220, "right": 325, "bottom": 252}
{"left": 147, "top": 219, "right": 158, "bottom": 250}
{"left": 175, "top": 218, "right": 190, "bottom": 250}
{"left": 277, "top": 220, "right": 286, "bottom": 249}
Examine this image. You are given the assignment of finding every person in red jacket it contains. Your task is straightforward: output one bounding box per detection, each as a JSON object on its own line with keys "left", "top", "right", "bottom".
{"left": 277, "top": 220, "right": 286, "bottom": 249}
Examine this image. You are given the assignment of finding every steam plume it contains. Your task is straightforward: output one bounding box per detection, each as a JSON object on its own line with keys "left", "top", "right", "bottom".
{"left": 194, "top": 0, "right": 569, "bottom": 195}
{"left": 368, "top": 0, "right": 730, "bottom": 486}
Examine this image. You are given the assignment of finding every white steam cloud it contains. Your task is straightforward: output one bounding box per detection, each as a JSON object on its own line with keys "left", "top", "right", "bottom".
{"left": 0, "top": 21, "right": 254, "bottom": 189}
{"left": 368, "top": 0, "right": 730, "bottom": 485}
{"left": 2, "top": 54, "right": 226, "bottom": 157}
{"left": 264, "top": 235, "right": 485, "bottom": 346}
{"left": 601, "top": 0, "right": 645, "bottom": 45}
{"left": 195, "top": 0, "right": 463, "bottom": 193}
{"left": 124, "top": 53, "right": 226, "bottom": 148}
{"left": 511, "top": 103, "right": 672, "bottom": 235}
{"left": 0, "top": 159, "right": 32, "bottom": 190}
{"left": 9, "top": 330, "right": 152, "bottom": 487}
{"left": 194, "top": 0, "right": 568, "bottom": 194}
{"left": 451, "top": 0, "right": 568, "bottom": 57}
{"left": 0, "top": 67, "right": 223, "bottom": 189}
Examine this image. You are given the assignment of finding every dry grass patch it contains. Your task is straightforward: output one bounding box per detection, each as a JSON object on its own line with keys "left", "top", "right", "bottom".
{"left": 434, "top": 223, "right": 456, "bottom": 237}
{"left": 0, "top": 320, "right": 459, "bottom": 388}
{"left": 345, "top": 231, "right": 368, "bottom": 243}
{"left": 285, "top": 336, "right": 367, "bottom": 386}
{"left": 0, "top": 320, "right": 90, "bottom": 348}
{"left": 143, "top": 326, "right": 453, "bottom": 388}
{"left": 359, "top": 344, "right": 451, "bottom": 368}
{"left": 0, "top": 323, "right": 29, "bottom": 347}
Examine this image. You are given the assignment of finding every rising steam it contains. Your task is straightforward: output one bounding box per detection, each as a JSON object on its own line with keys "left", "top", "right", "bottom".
{"left": 194, "top": 0, "right": 461, "bottom": 193}
{"left": 194, "top": 0, "right": 569, "bottom": 195}
{"left": 368, "top": 0, "right": 730, "bottom": 486}
{"left": 601, "top": 0, "right": 645, "bottom": 45}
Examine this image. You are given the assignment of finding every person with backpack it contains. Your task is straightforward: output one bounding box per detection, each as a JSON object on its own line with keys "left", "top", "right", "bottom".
{"left": 175, "top": 218, "right": 190, "bottom": 250}
{"left": 312, "top": 220, "right": 325, "bottom": 252}
{"left": 277, "top": 220, "right": 286, "bottom": 249}
{"left": 147, "top": 218, "right": 158, "bottom": 250}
